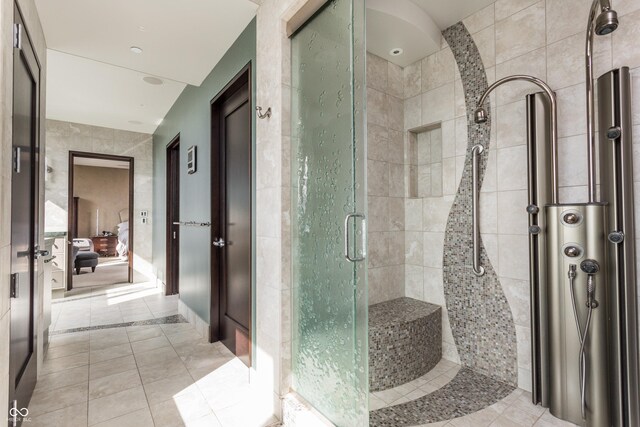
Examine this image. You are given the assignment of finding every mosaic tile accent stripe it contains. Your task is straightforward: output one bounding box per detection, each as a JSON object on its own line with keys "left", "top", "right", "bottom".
{"left": 440, "top": 23, "right": 518, "bottom": 385}
{"left": 50, "top": 314, "right": 187, "bottom": 335}
{"left": 369, "top": 368, "right": 515, "bottom": 426}
{"left": 369, "top": 298, "right": 442, "bottom": 391}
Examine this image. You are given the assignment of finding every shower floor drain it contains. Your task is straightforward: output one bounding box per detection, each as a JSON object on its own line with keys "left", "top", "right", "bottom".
{"left": 369, "top": 368, "right": 515, "bottom": 426}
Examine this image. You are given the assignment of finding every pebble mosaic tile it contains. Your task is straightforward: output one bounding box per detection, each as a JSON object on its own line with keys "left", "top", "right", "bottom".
{"left": 439, "top": 22, "right": 518, "bottom": 385}
{"left": 369, "top": 298, "right": 442, "bottom": 391}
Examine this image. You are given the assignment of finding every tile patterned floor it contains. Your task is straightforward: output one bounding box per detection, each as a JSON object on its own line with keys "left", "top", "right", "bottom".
{"left": 369, "top": 360, "right": 580, "bottom": 427}
{"left": 31, "top": 282, "right": 280, "bottom": 427}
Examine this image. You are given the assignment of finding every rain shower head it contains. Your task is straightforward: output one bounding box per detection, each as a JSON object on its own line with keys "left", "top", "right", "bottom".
{"left": 474, "top": 108, "right": 488, "bottom": 124}
{"left": 595, "top": 8, "right": 618, "bottom": 35}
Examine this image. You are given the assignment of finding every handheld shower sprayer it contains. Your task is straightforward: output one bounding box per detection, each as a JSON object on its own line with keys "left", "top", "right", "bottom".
{"left": 569, "top": 259, "right": 600, "bottom": 420}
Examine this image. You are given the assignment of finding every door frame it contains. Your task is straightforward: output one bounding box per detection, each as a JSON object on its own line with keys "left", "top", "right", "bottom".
{"left": 67, "top": 151, "right": 134, "bottom": 290}
{"left": 165, "top": 134, "right": 180, "bottom": 296}
{"left": 209, "top": 63, "right": 253, "bottom": 356}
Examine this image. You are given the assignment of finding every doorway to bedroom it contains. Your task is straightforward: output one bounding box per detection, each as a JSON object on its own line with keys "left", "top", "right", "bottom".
{"left": 67, "top": 152, "right": 134, "bottom": 290}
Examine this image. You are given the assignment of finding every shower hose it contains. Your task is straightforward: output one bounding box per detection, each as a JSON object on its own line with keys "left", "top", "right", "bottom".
{"left": 568, "top": 264, "right": 596, "bottom": 420}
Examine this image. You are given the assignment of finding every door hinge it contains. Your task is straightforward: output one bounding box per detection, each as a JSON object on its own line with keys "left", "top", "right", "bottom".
{"left": 10, "top": 273, "right": 18, "bottom": 298}
{"left": 13, "top": 23, "right": 22, "bottom": 50}
{"left": 13, "top": 146, "right": 21, "bottom": 173}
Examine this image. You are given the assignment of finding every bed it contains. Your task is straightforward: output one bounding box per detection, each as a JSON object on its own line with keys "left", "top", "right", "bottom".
{"left": 117, "top": 209, "right": 129, "bottom": 260}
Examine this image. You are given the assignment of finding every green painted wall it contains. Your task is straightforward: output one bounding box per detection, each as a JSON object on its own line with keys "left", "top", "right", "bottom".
{"left": 152, "top": 19, "right": 256, "bottom": 323}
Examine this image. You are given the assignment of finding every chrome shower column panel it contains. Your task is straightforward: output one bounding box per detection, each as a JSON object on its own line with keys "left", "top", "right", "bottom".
{"left": 597, "top": 67, "right": 640, "bottom": 427}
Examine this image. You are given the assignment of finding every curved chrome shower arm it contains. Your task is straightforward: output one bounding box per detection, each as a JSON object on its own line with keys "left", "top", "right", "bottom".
{"left": 475, "top": 74, "right": 559, "bottom": 204}
{"left": 585, "top": 0, "right": 600, "bottom": 203}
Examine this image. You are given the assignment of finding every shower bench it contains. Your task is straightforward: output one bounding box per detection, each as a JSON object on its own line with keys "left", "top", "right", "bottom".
{"left": 369, "top": 297, "right": 442, "bottom": 391}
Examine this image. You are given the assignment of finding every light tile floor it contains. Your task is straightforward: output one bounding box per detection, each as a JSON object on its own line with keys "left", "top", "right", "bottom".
{"left": 31, "top": 282, "right": 280, "bottom": 427}
{"left": 370, "top": 360, "right": 580, "bottom": 427}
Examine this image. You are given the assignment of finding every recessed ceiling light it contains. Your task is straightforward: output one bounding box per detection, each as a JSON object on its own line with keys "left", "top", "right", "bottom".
{"left": 390, "top": 48, "right": 403, "bottom": 56}
{"left": 138, "top": 26, "right": 146, "bottom": 32}
{"left": 143, "top": 76, "right": 163, "bottom": 85}
{"left": 128, "top": 120, "right": 143, "bottom": 125}
{"left": 130, "top": 46, "right": 143, "bottom": 54}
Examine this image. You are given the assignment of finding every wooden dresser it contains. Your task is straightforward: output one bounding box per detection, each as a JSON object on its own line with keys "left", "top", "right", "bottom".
{"left": 91, "top": 236, "right": 118, "bottom": 257}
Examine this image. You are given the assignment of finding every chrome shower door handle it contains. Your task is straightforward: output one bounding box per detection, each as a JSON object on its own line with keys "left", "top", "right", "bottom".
{"left": 344, "top": 213, "right": 366, "bottom": 262}
{"left": 212, "top": 238, "right": 226, "bottom": 248}
{"left": 471, "top": 144, "right": 485, "bottom": 276}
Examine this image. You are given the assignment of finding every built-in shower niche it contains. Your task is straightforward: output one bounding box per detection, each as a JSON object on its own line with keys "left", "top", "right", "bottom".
{"left": 408, "top": 125, "right": 443, "bottom": 199}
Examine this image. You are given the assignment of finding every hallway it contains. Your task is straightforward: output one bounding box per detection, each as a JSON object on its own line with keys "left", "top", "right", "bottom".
{"left": 28, "top": 283, "right": 279, "bottom": 427}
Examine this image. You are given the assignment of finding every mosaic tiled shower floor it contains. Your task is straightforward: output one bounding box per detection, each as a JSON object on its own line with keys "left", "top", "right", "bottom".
{"left": 369, "top": 368, "right": 515, "bottom": 426}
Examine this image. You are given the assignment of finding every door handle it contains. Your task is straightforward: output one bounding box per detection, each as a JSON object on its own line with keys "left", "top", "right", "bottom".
{"left": 35, "top": 249, "right": 50, "bottom": 259}
{"left": 344, "top": 213, "right": 366, "bottom": 262}
{"left": 10, "top": 274, "right": 18, "bottom": 298}
{"left": 212, "top": 238, "right": 226, "bottom": 248}
{"left": 173, "top": 231, "right": 177, "bottom": 240}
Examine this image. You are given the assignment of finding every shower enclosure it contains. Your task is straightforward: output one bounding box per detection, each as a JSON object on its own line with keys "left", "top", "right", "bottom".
{"left": 290, "top": 0, "right": 369, "bottom": 425}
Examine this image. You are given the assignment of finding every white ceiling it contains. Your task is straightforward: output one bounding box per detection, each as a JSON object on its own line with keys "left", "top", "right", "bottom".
{"left": 367, "top": 0, "right": 496, "bottom": 66}
{"left": 411, "top": 0, "right": 496, "bottom": 29}
{"left": 35, "top": 0, "right": 258, "bottom": 133}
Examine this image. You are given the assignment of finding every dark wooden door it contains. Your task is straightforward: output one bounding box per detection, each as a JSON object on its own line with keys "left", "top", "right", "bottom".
{"left": 211, "top": 68, "right": 252, "bottom": 366}
{"left": 166, "top": 136, "right": 180, "bottom": 295}
{"left": 9, "top": 8, "right": 40, "bottom": 425}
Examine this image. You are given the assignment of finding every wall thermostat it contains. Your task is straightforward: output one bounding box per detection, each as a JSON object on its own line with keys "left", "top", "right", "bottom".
{"left": 187, "top": 146, "right": 197, "bottom": 174}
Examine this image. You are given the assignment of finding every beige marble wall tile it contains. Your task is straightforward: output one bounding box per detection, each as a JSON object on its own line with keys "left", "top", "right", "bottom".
{"left": 369, "top": 231, "right": 389, "bottom": 269}
{"left": 404, "top": 95, "right": 422, "bottom": 130}
{"left": 422, "top": 83, "right": 455, "bottom": 125}
{"left": 388, "top": 62, "right": 404, "bottom": 99}
{"left": 405, "top": 199, "right": 423, "bottom": 231}
{"left": 613, "top": 10, "right": 640, "bottom": 70}
{"left": 405, "top": 232, "right": 423, "bottom": 266}
{"left": 498, "top": 234, "right": 530, "bottom": 280}
{"left": 495, "top": 0, "right": 539, "bottom": 21}
{"left": 556, "top": 83, "right": 587, "bottom": 138}
{"left": 497, "top": 190, "right": 528, "bottom": 235}
{"left": 474, "top": 25, "right": 496, "bottom": 69}
{"left": 423, "top": 232, "right": 444, "bottom": 269}
{"left": 495, "top": 1, "right": 545, "bottom": 64}
{"left": 368, "top": 123, "right": 389, "bottom": 162}
{"left": 388, "top": 95, "right": 404, "bottom": 132}
{"left": 463, "top": 4, "right": 495, "bottom": 34}
{"left": 368, "top": 160, "right": 390, "bottom": 196}
{"left": 405, "top": 264, "right": 424, "bottom": 300}
{"left": 496, "top": 100, "right": 526, "bottom": 149}
{"left": 501, "top": 277, "right": 531, "bottom": 327}
{"left": 497, "top": 146, "right": 528, "bottom": 191}
{"left": 547, "top": 32, "right": 612, "bottom": 90}
{"left": 546, "top": 0, "right": 592, "bottom": 44}
{"left": 367, "top": 88, "right": 388, "bottom": 128}
{"left": 423, "top": 267, "right": 445, "bottom": 305}
{"left": 421, "top": 48, "right": 456, "bottom": 92}
{"left": 367, "top": 52, "right": 388, "bottom": 93}
{"left": 480, "top": 191, "right": 498, "bottom": 234}
{"left": 617, "top": 0, "right": 640, "bottom": 16}
{"left": 495, "top": 47, "right": 546, "bottom": 106}
{"left": 388, "top": 129, "right": 405, "bottom": 164}
{"left": 368, "top": 196, "right": 389, "bottom": 232}
{"left": 558, "top": 134, "right": 588, "bottom": 187}
{"left": 388, "top": 197, "right": 405, "bottom": 231}
{"left": 404, "top": 61, "right": 422, "bottom": 100}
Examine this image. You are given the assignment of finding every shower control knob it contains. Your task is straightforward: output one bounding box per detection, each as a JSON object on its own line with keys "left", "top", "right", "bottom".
{"left": 608, "top": 231, "right": 625, "bottom": 244}
{"left": 606, "top": 126, "right": 622, "bottom": 140}
{"left": 563, "top": 213, "right": 580, "bottom": 225}
{"left": 528, "top": 225, "right": 541, "bottom": 235}
{"left": 564, "top": 246, "right": 582, "bottom": 258}
{"left": 526, "top": 204, "right": 539, "bottom": 215}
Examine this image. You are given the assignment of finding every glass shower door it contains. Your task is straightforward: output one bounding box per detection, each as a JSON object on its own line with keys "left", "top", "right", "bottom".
{"left": 291, "top": 0, "right": 367, "bottom": 425}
